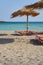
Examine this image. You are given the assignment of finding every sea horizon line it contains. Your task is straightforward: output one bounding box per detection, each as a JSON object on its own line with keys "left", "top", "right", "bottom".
{"left": 0, "top": 21, "right": 43, "bottom": 23}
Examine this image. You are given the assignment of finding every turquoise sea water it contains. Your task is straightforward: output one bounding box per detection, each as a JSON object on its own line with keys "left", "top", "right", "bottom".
{"left": 0, "top": 22, "right": 43, "bottom": 30}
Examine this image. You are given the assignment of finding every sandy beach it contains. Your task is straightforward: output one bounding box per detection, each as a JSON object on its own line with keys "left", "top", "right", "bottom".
{"left": 0, "top": 31, "right": 43, "bottom": 65}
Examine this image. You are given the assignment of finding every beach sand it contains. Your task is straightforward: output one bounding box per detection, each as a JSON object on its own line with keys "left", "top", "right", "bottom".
{"left": 0, "top": 31, "right": 43, "bottom": 65}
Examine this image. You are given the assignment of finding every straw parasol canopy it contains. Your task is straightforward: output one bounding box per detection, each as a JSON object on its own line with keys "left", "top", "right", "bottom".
{"left": 11, "top": 8, "right": 39, "bottom": 32}
{"left": 25, "top": 1, "right": 43, "bottom": 9}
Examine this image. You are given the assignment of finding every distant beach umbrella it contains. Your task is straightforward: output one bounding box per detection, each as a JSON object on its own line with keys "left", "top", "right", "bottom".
{"left": 25, "top": 1, "right": 43, "bottom": 9}
{"left": 11, "top": 8, "right": 39, "bottom": 32}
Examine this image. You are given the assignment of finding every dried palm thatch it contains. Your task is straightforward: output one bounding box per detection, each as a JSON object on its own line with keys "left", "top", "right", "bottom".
{"left": 25, "top": 1, "right": 43, "bottom": 9}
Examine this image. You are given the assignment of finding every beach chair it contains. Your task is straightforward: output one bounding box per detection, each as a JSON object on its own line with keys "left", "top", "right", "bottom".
{"left": 14, "top": 30, "right": 22, "bottom": 36}
{"left": 15, "top": 30, "right": 37, "bottom": 35}
{"left": 36, "top": 34, "right": 43, "bottom": 37}
{"left": 36, "top": 34, "right": 43, "bottom": 43}
{"left": 39, "top": 37, "right": 43, "bottom": 43}
{"left": 15, "top": 30, "right": 28, "bottom": 35}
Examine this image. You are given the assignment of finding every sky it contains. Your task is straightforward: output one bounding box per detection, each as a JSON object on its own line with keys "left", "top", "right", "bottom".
{"left": 0, "top": 0, "right": 43, "bottom": 22}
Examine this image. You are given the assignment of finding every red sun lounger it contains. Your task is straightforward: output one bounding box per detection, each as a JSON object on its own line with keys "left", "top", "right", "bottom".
{"left": 36, "top": 34, "right": 43, "bottom": 43}
{"left": 39, "top": 37, "right": 43, "bottom": 43}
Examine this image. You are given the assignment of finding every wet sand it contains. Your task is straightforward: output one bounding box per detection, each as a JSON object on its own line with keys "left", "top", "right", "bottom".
{"left": 0, "top": 31, "right": 43, "bottom": 65}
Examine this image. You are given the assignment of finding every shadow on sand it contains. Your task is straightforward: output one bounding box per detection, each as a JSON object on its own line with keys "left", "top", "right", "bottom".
{"left": 11, "top": 34, "right": 22, "bottom": 36}
{"left": 0, "top": 38, "right": 14, "bottom": 44}
{"left": 0, "top": 34, "right": 8, "bottom": 36}
{"left": 11, "top": 33, "right": 34, "bottom": 36}
{"left": 30, "top": 39, "right": 43, "bottom": 46}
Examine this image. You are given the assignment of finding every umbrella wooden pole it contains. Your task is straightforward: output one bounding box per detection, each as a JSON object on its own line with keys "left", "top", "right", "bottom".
{"left": 26, "top": 15, "right": 28, "bottom": 32}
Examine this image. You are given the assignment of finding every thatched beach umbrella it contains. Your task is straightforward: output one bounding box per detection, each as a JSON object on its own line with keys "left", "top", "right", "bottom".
{"left": 25, "top": 1, "right": 43, "bottom": 9}
{"left": 11, "top": 8, "right": 39, "bottom": 32}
